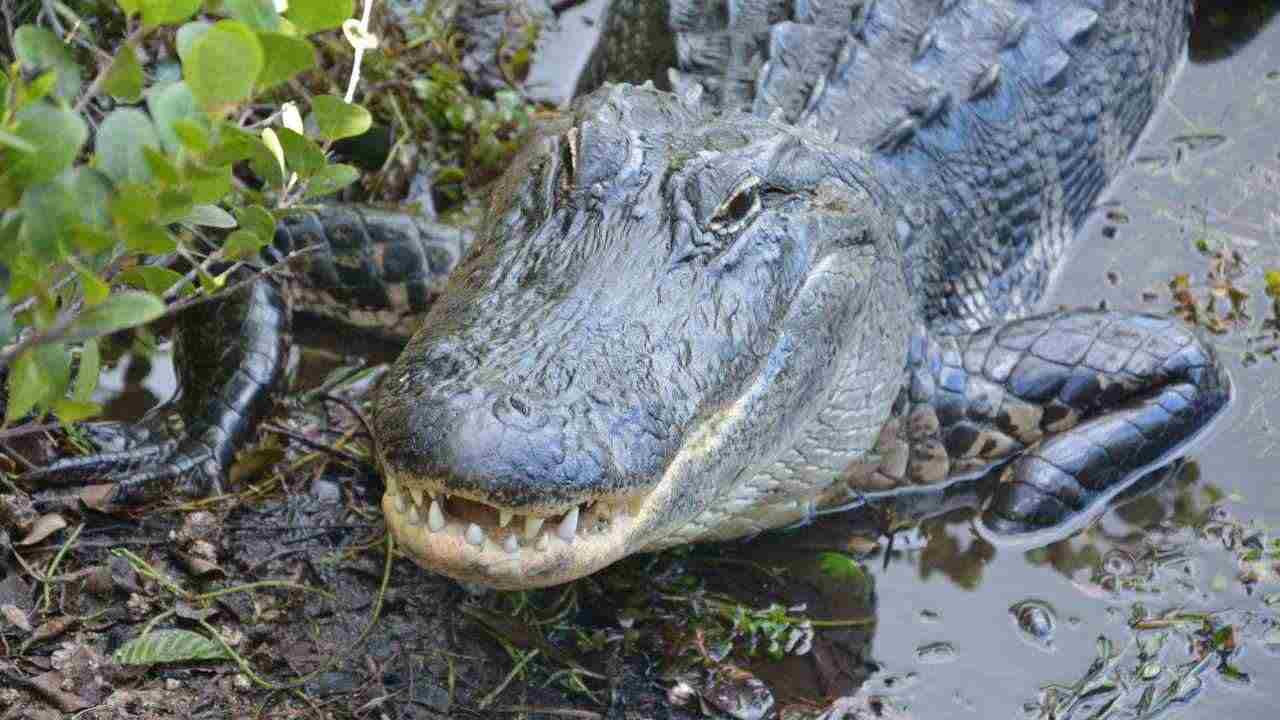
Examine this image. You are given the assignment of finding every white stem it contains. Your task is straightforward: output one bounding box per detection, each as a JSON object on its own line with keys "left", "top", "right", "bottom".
{"left": 344, "top": 0, "right": 375, "bottom": 104}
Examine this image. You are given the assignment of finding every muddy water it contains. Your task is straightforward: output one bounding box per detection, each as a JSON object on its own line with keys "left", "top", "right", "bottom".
{"left": 750, "top": 4, "right": 1280, "bottom": 717}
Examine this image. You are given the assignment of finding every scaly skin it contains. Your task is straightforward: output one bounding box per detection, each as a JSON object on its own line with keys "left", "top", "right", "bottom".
{"left": 28, "top": 0, "right": 1231, "bottom": 589}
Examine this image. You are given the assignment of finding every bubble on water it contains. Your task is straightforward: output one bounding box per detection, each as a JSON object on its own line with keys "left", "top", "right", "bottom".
{"left": 1102, "top": 549, "right": 1136, "bottom": 576}
{"left": 1009, "top": 599, "right": 1057, "bottom": 651}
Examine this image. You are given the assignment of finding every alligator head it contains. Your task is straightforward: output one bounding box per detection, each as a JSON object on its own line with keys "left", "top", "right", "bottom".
{"left": 372, "top": 84, "right": 912, "bottom": 588}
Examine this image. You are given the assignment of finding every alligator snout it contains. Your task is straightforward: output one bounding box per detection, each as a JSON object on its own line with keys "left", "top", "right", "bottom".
{"left": 377, "top": 381, "right": 624, "bottom": 510}
{"left": 372, "top": 340, "right": 664, "bottom": 587}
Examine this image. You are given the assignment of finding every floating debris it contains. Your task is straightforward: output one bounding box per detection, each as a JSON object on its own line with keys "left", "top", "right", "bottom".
{"left": 700, "top": 667, "right": 775, "bottom": 720}
{"left": 914, "top": 641, "right": 957, "bottom": 664}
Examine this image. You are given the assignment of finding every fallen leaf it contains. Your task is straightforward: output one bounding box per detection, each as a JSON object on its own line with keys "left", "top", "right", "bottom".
{"left": 18, "top": 513, "right": 67, "bottom": 546}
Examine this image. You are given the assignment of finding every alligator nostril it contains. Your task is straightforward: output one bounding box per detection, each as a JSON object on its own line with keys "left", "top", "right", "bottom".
{"left": 508, "top": 395, "right": 530, "bottom": 416}
{"left": 493, "top": 393, "right": 547, "bottom": 431}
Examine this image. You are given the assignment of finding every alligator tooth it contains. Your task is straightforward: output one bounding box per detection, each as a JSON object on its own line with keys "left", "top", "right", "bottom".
{"left": 498, "top": 509, "right": 513, "bottom": 528}
{"left": 395, "top": 495, "right": 408, "bottom": 513}
{"left": 466, "top": 523, "right": 485, "bottom": 547}
{"left": 525, "top": 516, "right": 544, "bottom": 540}
{"left": 503, "top": 534, "right": 519, "bottom": 555}
{"left": 407, "top": 505, "right": 424, "bottom": 526}
{"left": 536, "top": 533, "right": 549, "bottom": 551}
{"left": 410, "top": 486, "right": 425, "bottom": 507}
{"left": 557, "top": 505, "right": 580, "bottom": 541}
{"left": 427, "top": 500, "right": 446, "bottom": 532}
{"left": 595, "top": 502, "right": 612, "bottom": 519}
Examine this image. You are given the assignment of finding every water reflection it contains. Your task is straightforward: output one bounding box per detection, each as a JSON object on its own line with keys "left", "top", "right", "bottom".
{"left": 1189, "top": 0, "right": 1280, "bottom": 62}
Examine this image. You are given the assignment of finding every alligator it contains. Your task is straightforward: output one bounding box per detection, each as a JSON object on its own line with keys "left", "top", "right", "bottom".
{"left": 28, "top": 0, "right": 1231, "bottom": 589}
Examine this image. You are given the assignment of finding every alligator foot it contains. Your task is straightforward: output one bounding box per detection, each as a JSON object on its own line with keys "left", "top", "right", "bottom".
{"left": 23, "top": 279, "right": 290, "bottom": 506}
{"left": 23, "top": 206, "right": 464, "bottom": 508}
{"left": 861, "top": 310, "right": 1230, "bottom": 543}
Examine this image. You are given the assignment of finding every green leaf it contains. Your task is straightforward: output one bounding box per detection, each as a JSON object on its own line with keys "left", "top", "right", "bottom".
{"left": 68, "top": 168, "right": 115, "bottom": 231}
{"left": 14, "top": 26, "right": 82, "bottom": 104}
{"left": 222, "top": 0, "right": 281, "bottom": 31}
{"left": 1265, "top": 270, "right": 1280, "bottom": 298}
{"left": 5, "top": 103, "right": 89, "bottom": 184}
{"left": 67, "top": 291, "right": 166, "bottom": 342}
{"left": 305, "top": 163, "right": 360, "bottom": 198}
{"left": 122, "top": 224, "right": 177, "bottom": 254}
{"left": 54, "top": 399, "right": 102, "bottom": 423}
{"left": 72, "top": 227, "right": 117, "bottom": 254}
{"left": 310, "top": 95, "right": 372, "bottom": 142}
{"left": 116, "top": 0, "right": 141, "bottom": 15}
{"left": 142, "top": 146, "right": 182, "bottom": 185}
{"left": 72, "top": 338, "right": 101, "bottom": 403}
{"left": 817, "top": 552, "right": 868, "bottom": 583}
{"left": 235, "top": 205, "right": 275, "bottom": 240}
{"left": 183, "top": 21, "right": 265, "bottom": 110}
{"left": 96, "top": 108, "right": 163, "bottom": 183}
{"left": 206, "top": 122, "right": 264, "bottom": 165}
{"left": 118, "top": 266, "right": 185, "bottom": 295}
{"left": 223, "top": 229, "right": 267, "bottom": 259}
{"left": 18, "top": 179, "right": 80, "bottom": 263}
{"left": 111, "top": 183, "right": 160, "bottom": 227}
{"left": 172, "top": 119, "right": 212, "bottom": 154}
{"left": 0, "top": 129, "right": 37, "bottom": 153}
{"left": 284, "top": 0, "right": 354, "bottom": 34}
{"left": 273, "top": 128, "right": 325, "bottom": 176}
{"left": 147, "top": 82, "right": 202, "bottom": 154}
{"left": 155, "top": 188, "right": 195, "bottom": 224}
{"left": 139, "top": 0, "right": 201, "bottom": 27}
{"left": 256, "top": 33, "right": 317, "bottom": 90}
{"left": 4, "top": 344, "right": 72, "bottom": 424}
{"left": 186, "top": 164, "right": 233, "bottom": 203}
{"left": 0, "top": 304, "right": 13, "bottom": 349}
{"left": 175, "top": 21, "right": 212, "bottom": 61}
{"left": 114, "top": 629, "right": 231, "bottom": 665}
{"left": 5, "top": 350, "right": 45, "bottom": 424}
{"left": 77, "top": 267, "right": 110, "bottom": 306}
{"left": 183, "top": 204, "right": 238, "bottom": 228}
{"left": 104, "top": 44, "right": 145, "bottom": 102}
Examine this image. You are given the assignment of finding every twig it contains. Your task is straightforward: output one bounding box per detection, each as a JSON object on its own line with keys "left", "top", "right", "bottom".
{"left": 0, "top": 422, "right": 60, "bottom": 441}
{"left": 263, "top": 423, "right": 369, "bottom": 467}
{"left": 42, "top": 523, "right": 84, "bottom": 612}
{"left": 320, "top": 393, "right": 376, "bottom": 442}
{"left": 479, "top": 649, "right": 541, "bottom": 709}
{"left": 74, "top": 23, "right": 150, "bottom": 113}
{"left": 494, "top": 707, "right": 601, "bottom": 719}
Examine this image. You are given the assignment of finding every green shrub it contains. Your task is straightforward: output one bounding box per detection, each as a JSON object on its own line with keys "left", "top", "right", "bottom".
{"left": 0, "top": 0, "right": 374, "bottom": 426}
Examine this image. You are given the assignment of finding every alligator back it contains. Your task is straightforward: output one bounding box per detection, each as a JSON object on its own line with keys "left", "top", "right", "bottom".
{"left": 667, "top": 0, "right": 1192, "bottom": 331}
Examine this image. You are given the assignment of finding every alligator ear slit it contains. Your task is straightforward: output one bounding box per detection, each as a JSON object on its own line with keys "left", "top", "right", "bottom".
{"left": 560, "top": 127, "right": 578, "bottom": 193}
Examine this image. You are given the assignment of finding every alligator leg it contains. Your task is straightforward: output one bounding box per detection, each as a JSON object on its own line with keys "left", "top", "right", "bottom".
{"left": 859, "top": 310, "right": 1230, "bottom": 541}
{"left": 23, "top": 207, "right": 469, "bottom": 505}
{"left": 23, "top": 279, "right": 290, "bottom": 503}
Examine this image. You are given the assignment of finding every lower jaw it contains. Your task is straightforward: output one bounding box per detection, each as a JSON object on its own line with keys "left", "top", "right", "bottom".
{"left": 382, "top": 492, "right": 641, "bottom": 589}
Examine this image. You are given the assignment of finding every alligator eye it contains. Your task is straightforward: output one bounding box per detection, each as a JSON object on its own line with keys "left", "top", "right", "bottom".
{"left": 708, "top": 177, "right": 762, "bottom": 234}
